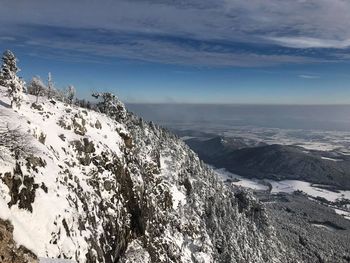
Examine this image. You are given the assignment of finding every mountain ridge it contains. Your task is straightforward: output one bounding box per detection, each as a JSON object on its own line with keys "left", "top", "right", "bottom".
{"left": 0, "top": 87, "right": 287, "bottom": 262}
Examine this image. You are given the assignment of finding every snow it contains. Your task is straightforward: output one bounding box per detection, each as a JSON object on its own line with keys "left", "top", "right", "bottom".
{"left": 268, "top": 180, "right": 350, "bottom": 202}
{"left": 0, "top": 195, "right": 10, "bottom": 220}
{"left": 296, "top": 142, "right": 336, "bottom": 151}
{"left": 121, "top": 240, "right": 151, "bottom": 263}
{"left": 334, "top": 208, "right": 350, "bottom": 220}
{"left": 193, "top": 252, "right": 213, "bottom": 263}
{"left": 311, "top": 223, "right": 338, "bottom": 232}
{"left": 0, "top": 86, "right": 127, "bottom": 260}
{"left": 215, "top": 168, "right": 269, "bottom": 191}
{"left": 159, "top": 155, "right": 187, "bottom": 209}
{"left": 0, "top": 85, "right": 208, "bottom": 261}
{"left": 2, "top": 84, "right": 343, "bottom": 262}
{"left": 170, "top": 185, "right": 186, "bottom": 209}
{"left": 215, "top": 168, "right": 350, "bottom": 213}
{"left": 321, "top": 156, "right": 342, "bottom": 162}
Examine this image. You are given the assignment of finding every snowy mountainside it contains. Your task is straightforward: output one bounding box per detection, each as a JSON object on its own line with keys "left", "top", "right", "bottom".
{"left": 0, "top": 86, "right": 287, "bottom": 262}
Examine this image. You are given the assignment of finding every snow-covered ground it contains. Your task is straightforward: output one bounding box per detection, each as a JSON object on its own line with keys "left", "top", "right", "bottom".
{"left": 0, "top": 86, "right": 224, "bottom": 263}
{"left": 0, "top": 87, "right": 128, "bottom": 260}
{"left": 320, "top": 156, "right": 343, "bottom": 162}
{"left": 334, "top": 208, "right": 350, "bottom": 220}
{"left": 215, "top": 168, "right": 269, "bottom": 191}
{"left": 216, "top": 168, "right": 350, "bottom": 202}
{"left": 215, "top": 168, "right": 350, "bottom": 219}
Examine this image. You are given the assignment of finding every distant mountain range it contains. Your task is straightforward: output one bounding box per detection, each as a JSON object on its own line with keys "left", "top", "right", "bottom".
{"left": 186, "top": 136, "right": 350, "bottom": 190}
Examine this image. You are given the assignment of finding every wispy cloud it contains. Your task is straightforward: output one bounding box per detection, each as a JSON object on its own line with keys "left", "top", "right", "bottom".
{"left": 0, "top": 0, "right": 349, "bottom": 66}
{"left": 0, "top": 36, "right": 16, "bottom": 42}
{"left": 298, "top": 74, "right": 320, "bottom": 79}
{"left": 267, "top": 37, "right": 350, "bottom": 49}
{"left": 19, "top": 26, "right": 326, "bottom": 67}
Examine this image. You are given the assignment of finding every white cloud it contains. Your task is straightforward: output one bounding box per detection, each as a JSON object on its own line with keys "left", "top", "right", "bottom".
{"left": 298, "top": 74, "right": 320, "bottom": 79}
{"left": 267, "top": 37, "right": 350, "bottom": 49}
{"left": 0, "top": 36, "right": 16, "bottom": 42}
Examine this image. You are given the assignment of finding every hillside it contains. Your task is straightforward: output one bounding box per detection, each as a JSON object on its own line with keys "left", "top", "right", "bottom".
{"left": 186, "top": 136, "right": 266, "bottom": 162}
{"left": 0, "top": 87, "right": 287, "bottom": 263}
{"left": 186, "top": 137, "right": 350, "bottom": 190}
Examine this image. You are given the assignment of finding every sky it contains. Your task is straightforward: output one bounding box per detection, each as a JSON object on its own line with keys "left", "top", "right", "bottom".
{"left": 0, "top": 0, "right": 350, "bottom": 104}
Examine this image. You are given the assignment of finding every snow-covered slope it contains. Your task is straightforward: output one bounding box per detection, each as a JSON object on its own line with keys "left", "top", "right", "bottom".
{"left": 0, "top": 86, "right": 288, "bottom": 262}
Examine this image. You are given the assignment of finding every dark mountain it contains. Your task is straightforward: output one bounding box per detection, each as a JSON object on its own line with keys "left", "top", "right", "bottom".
{"left": 186, "top": 137, "right": 350, "bottom": 190}
{"left": 187, "top": 136, "right": 266, "bottom": 161}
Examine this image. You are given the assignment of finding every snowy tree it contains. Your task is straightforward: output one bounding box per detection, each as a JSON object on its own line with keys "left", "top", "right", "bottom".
{"left": 47, "top": 72, "right": 56, "bottom": 99}
{"left": 27, "top": 76, "right": 46, "bottom": 103}
{"left": 0, "top": 50, "right": 25, "bottom": 109}
{"left": 0, "top": 122, "right": 36, "bottom": 160}
{"left": 92, "top": 92, "right": 127, "bottom": 121}
{"left": 65, "top": 85, "right": 76, "bottom": 104}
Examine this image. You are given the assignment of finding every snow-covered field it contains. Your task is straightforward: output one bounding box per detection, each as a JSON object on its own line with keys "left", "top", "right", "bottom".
{"left": 334, "top": 208, "right": 350, "bottom": 220}
{"left": 215, "top": 168, "right": 350, "bottom": 201}
{"left": 320, "top": 156, "right": 343, "bottom": 162}
{"left": 215, "top": 168, "right": 350, "bottom": 219}
{"left": 269, "top": 180, "right": 350, "bottom": 201}
{"left": 170, "top": 120, "right": 350, "bottom": 153}
{"left": 215, "top": 168, "right": 269, "bottom": 191}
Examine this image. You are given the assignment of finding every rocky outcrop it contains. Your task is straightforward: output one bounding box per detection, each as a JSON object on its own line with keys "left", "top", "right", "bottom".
{"left": 1, "top": 163, "right": 39, "bottom": 212}
{"left": 0, "top": 218, "right": 38, "bottom": 263}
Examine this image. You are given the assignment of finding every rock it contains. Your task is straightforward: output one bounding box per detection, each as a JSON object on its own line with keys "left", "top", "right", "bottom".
{"left": 2, "top": 163, "right": 39, "bottom": 212}
{"left": 31, "top": 103, "right": 43, "bottom": 111}
{"left": 72, "top": 116, "right": 87, "bottom": 136}
{"left": 38, "top": 132, "right": 46, "bottom": 144}
{"left": 0, "top": 218, "right": 38, "bottom": 263}
{"left": 95, "top": 120, "right": 102, "bottom": 129}
{"left": 119, "top": 131, "right": 132, "bottom": 149}
{"left": 58, "top": 134, "right": 66, "bottom": 141}
{"left": 71, "top": 138, "right": 96, "bottom": 166}
{"left": 26, "top": 155, "right": 47, "bottom": 173}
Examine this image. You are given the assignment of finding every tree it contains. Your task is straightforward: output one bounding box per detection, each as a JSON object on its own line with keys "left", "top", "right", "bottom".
{"left": 65, "top": 85, "right": 76, "bottom": 104}
{"left": 47, "top": 72, "right": 54, "bottom": 99}
{"left": 75, "top": 98, "right": 91, "bottom": 109}
{"left": 0, "top": 122, "right": 36, "bottom": 160}
{"left": 0, "top": 50, "right": 25, "bottom": 109}
{"left": 92, "top": 92, "right": 127, "bottom": 121}
{"left": 27, "top": 76, "right": 46, "bottom": 103}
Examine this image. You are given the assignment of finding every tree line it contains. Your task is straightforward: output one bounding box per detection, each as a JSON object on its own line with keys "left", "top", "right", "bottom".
{"left": 0, "top": 50, "right": 127, "bottom": 122}
{"left": 0, "top": 50, "right": 76, "bottom": 109}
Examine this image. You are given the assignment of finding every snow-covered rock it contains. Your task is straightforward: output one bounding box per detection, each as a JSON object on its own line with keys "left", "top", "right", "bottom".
{"left": 0, "top": 86, "right": 287, "bottom": 262}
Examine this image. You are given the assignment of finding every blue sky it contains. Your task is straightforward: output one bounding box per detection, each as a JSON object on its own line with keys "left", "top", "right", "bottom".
{"left": 1, "top": 0, "right": 350, "bottom": 104}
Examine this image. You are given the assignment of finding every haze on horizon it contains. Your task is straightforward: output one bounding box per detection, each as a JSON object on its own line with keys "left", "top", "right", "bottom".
{"left": 1, "top": 0, "right": 350, "bottom": 104}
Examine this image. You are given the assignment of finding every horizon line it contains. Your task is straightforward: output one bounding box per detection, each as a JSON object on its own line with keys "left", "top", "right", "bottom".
{"left": 125, "top": 102, "right": 350, "bottom": 106}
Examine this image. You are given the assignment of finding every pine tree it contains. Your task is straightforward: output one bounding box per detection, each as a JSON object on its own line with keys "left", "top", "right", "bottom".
{"left": 92, "top": 92, "right": 127, "bottom": 121}
{"left": 65, "top": 85, "right": 76, "bottom": 105}
{"left": 47, "top": 72, "right": 54, "bottom": 99}
{"left": 27, "top": 76, "right": 46, "bottom": 103}
{"left": 0, "top": 50, "right": 25, "bottom": 109}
